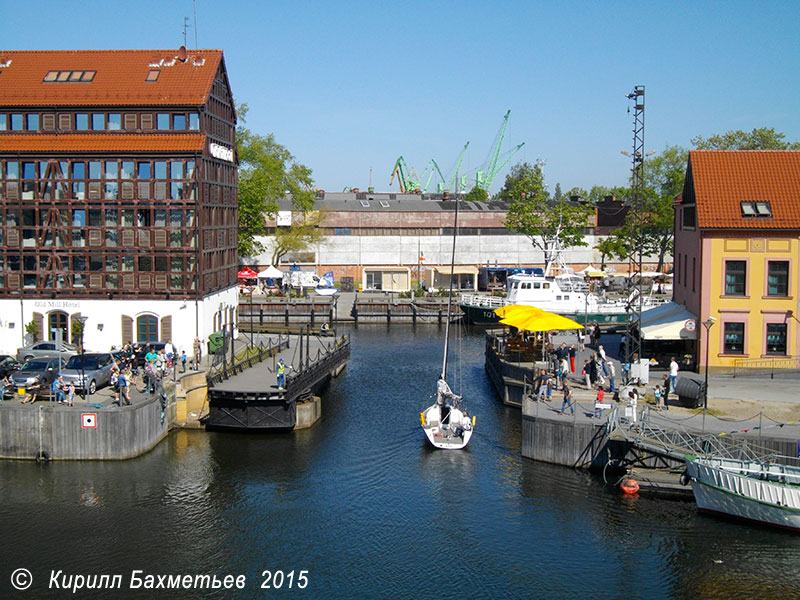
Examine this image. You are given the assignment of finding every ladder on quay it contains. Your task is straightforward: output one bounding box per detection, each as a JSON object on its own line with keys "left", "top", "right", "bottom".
{"left": 606, "top": 406, "right": 782, "bottom": 463}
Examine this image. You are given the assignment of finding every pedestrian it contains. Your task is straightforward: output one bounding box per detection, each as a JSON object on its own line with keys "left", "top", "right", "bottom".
{"left": 119, "top": 368, "right": 131, "bottom": 406}
{"left": 598, "top": 344, "right": 608, "bottom": 376}
{"left": 662, "top": 375, "right": 670, "bottom": 411}
{"left": 582, "top": 359, "right": 592, "bottom": 389}
{"left": 193, "top": 337, "right": 202, "bottom": 371}
{"left": 66, "top": 382, "right": 75, "bottom": 407}
{"left": 628, "top": 387, "right": 639, "bottom": 423}
{"left": 110, "top": 366, "right": 120, "bottom": 404}
{"left": 619, "top": 337, "right": 627, "bottom": 361}
{"left": 164, "top": 339, "right": 174, "bottom": 367}
{"left": 577, "top": 330, "right": 585, "bottom": 352}
{"left": 668, "top": 357, "right": 679, "bottom": 397}
{"left": 559, "top": 357, "right": 569, "bottom": 390}
{"left": 276, "top": 358, "right": 288, "bottom": 390}
{"left": 568, "top": 344, "right": 576, "bottom": 373}
{"left": 52, "top": 375, "right": 66, "bottom": 404}
{"left": 559, "top": 381, "right": 574, "bottom": 415}
{"left": 654, "top": 384, "right": 663, "bottom": 411}
{"left": 180, "top": 350, "right": 187, "bottom": 373}
{"left": 607, "top": 360, "right": 616, "bottom": 394}
{"left": 594, "top": 387, "right": 606, "bottom": 419}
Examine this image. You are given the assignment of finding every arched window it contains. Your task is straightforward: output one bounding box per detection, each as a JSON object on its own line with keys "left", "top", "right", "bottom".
{"left": 136, "top": 315, "right": 158, "bottom": 342}
{"left": 48, "top": 311, "right": 69, "bottom": 342}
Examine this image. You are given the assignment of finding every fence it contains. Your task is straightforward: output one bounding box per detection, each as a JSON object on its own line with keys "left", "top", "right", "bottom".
{"left": 732, "top": 356, "right": 800, "bottom": 379}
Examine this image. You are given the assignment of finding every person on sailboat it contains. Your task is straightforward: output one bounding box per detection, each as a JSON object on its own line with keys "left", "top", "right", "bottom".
{"left": 436, "top": 375, "right": 456, "bottom": 404}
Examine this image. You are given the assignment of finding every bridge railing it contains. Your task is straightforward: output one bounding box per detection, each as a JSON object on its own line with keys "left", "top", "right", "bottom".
{"left": 207, "top": 334, "right": 290, "bottom": 387}
{"left": 284, "top": 334, "right": 350, "bottom": 401}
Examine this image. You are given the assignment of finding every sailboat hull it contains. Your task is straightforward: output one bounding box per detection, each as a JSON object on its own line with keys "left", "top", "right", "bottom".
{"left": 421, "top": 404, "right": 473, "bottom": 450}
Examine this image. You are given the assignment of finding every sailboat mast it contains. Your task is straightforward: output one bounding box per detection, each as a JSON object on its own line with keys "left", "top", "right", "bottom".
{"left": 441, "top": 196, "right": 459, "bottom": 379}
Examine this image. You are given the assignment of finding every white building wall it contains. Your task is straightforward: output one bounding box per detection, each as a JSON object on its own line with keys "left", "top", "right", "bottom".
{"left": 0, "top": 286, "right": 239, "bottom": 357}
{"left": 254, "top": 233, "right": 602, "bottom": 267}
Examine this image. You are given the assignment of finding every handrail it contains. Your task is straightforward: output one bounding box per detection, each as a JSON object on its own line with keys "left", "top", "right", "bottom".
{"left": 732, "top": 356, "right": 800, "bottom": 378}
{"left": 206, "top": 334, "right": 290, "bottom": 386}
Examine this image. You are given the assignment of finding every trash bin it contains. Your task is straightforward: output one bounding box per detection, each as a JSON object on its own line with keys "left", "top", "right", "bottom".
{"left": 674, "top": 377, "right": 706, "bottom": 408}
{"left": 207, "top": 331, "right": 225, "bottom": 355}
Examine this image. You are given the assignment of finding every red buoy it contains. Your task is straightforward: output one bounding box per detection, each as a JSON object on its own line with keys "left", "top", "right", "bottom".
{"left": 620, "top": 478, "right": 640, "bottom": 495}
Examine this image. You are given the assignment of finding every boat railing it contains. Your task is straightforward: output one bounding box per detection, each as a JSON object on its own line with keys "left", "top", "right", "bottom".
{"left": 460, "top": 293, "right": 506, "bottom": 308}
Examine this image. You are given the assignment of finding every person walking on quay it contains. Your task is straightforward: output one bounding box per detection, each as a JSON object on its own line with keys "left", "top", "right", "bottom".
{"left": 193, "top": 337, "right": 202, "bottom": 371}
{"left": 598, "top": 344, "right": 608, "bottom": 376}
{"left": 66, "top": 382, "right": 75, "bottom": 407}
{"left": 582, "top": 359, "right": 592, "bottom": 389}
{"left": 661, "top": 375, "right": 670, "bottom": 411}
{"left": 276, "top": 358, "right": 289, "bottom": 390}
{"left": 164, "top": 339, "right": 174, "bottom": 368}
{"left": 654, "top": 384, "right": 664, "bottom": 411}
{"left": 180, "top": 350, "right": 187, "bottom": 373}
{"left": 559, "top": 356, "right": 569, "bottom": 390}
{"left": 119, "top": 368, "right": 131, "bottom": 406}
{"left": 668, "top": 357, "right": 679, "bottom": 397}
{"left": 568, "top": 344, "right": 577, "bottom": 373}
{"left": 594, "top": 387, "right": 606, "bottom": 419}
{"left": 607, "top": 360, "right": 616, "bottom": 394}
{"left": 592, "top": 352, "right": 605, "bottom": 386}
{"left": 577, "top": 330, "right": 585, "bottom": 352}
{"left": 559, "top": 381, "right": 574, "bottom": 416}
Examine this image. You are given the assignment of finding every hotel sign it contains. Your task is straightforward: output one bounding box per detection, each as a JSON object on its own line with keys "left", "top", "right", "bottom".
{"left": 209, "top": 142, "right": 234, "bottom": 162}
{"left": 34, "top": 300, "right": 81, "bottom": 310}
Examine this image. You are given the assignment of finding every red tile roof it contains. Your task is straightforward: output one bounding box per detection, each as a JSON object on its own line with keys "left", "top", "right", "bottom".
{"left": 0, "top": 133, "right": 206, "bottom": 153}
{"left": 0, "top": 49, "right": 223, "bottom": 106}
{"left": 687, "top": 150, "right": 800, "bottom": 229}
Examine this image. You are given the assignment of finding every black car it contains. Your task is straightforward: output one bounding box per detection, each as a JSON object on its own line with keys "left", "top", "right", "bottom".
{"left": 0, "top": 355, "right": 21, "bottom": 379}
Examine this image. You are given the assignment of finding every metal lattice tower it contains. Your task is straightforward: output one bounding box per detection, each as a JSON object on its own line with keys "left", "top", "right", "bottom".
{"left": 624, "top": 85, "right": 645, "bottom": 380}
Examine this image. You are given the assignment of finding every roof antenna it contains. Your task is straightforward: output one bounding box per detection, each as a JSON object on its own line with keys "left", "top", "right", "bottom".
{"left": 183, "top": 16, "right": 191, "bottom": 47}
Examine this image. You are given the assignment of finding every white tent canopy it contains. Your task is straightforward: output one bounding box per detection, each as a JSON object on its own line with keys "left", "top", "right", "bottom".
{"left": 258, "top": 266, "right": 284, "bottom": 279}
{"left": 575, "top": 265, "right": 598, "bottom": 275}
{"left": 638, "top": 302, "right": 698, "bottom": 340}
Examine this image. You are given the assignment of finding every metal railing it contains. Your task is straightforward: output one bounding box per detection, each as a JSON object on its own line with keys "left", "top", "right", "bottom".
{"left": 206, "top": 334, "right": 290, "bottom": 386}
{"left": 732, "top": 356, "right": 800, "bottom": 378}
{"left": 284, "top": 334, "right": 350, "bottom": 402}
{"left": 607, "top": 405, "right": 784, "bottom": 463}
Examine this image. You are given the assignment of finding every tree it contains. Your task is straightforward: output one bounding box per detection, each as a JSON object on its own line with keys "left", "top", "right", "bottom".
{"left": 25, "top": 319, "right": 39, "bottom": 343}
{"left": 270, "top": 208, "right": 327, "bottom": 266}
{"left": 692, "top": 127, "right": 800, "bottom": 151}
{"left": 464, "top": 186, "right": 489, "bottom": 203}
{"left": 500, "top": 162, "right": 592, "bottom": 266}
{"left": 594, "top": 236, "right": 627, "bottom": 271}
{"left": 237, "top": 104, "right": 316, "bottom": 257}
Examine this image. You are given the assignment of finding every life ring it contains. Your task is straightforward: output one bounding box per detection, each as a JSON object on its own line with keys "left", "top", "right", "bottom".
{"left": 620, "top": 478, "right": 640, "bottom": 495}
{"left": 680, "top": 471, "right": 690, "bottom": 486}
{"left": 35, "top": 450, "right": 50, "bottom": 464}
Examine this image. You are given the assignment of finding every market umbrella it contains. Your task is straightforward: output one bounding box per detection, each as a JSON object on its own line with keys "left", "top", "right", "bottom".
{"left": 237, "top": 266, "right": 259, "bottom": 280}
{"left": 258, "top": 265, "right": 283, "bottom": 279}
{"left": 493, "top": 305, "right": 545, "bottom": 320}
{"left": 499, "top": 310, "right": 584, "bottom": 332}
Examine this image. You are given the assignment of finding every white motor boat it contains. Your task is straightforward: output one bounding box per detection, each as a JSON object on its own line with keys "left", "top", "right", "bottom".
{"left": 684, "top": 455, "right": 800, "bottom": 531}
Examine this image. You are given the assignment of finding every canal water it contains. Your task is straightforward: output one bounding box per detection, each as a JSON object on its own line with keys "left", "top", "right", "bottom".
{"left": 2, "top": 325, "right": 799, "bottom": 599}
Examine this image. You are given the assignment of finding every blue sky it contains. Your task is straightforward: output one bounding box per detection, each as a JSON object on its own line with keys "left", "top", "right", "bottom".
{"left": 3, "top": 1, "right": 799, "bottom": 194}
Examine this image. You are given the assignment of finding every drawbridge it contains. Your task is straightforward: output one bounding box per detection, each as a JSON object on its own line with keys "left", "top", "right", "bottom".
{"left": 606, "top": 406, "right": 781, "bottom": 464}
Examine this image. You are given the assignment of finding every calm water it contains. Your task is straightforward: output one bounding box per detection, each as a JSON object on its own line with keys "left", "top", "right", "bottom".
{"left": 2, "top": 325, "right": 799, "bottom": 599}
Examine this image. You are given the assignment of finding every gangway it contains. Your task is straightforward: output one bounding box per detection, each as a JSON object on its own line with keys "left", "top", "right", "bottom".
{"left": 606, "top": 406, "right": 782, "bottom": 463}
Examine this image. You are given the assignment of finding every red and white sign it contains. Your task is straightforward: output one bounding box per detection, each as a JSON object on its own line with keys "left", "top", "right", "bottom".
{"left": 81, "top": 413, "right": 97, "bottom": 429}
{"left": 684, "top": 319, "right": 697, "bottom": 332}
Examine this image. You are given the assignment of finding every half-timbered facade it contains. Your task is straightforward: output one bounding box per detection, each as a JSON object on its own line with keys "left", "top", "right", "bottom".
{"left": 0, "top": 48, "right": 238, "bottom": 354}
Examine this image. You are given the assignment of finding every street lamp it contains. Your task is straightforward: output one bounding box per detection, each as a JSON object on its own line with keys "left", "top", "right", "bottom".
{"left": 76, "top": 316, "right": 88, "bottom": 400}
{"left": 702, "top": 317, "right": 716, "bottom": 411}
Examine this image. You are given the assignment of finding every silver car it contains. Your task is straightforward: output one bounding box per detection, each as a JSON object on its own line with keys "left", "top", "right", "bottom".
{"left": 10, "top": 355, "right": 68, "bottom": 396}
{"left": 60, "top": 353, "right": 116, "bottom": 395}
{"left": 16, "top": 341, "right": 77, "bottom": 363}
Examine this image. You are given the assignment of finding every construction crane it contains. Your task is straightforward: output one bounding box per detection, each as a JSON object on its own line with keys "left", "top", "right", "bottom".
{"left": 443, "top": 142, "right": 469, "bottom": 193}
{"left": 390, "top": 156, "right": 419, "bottom": 193}
{"left": 474, "top": 110, "right": 525, "bottom": 191}
{"left": 419, "top": 159, "right": 445, "bottom": 193}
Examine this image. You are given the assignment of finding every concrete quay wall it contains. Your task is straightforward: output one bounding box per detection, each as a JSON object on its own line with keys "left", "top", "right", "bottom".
{"left": 0, "top": 396, "right": 173, "bottom": 461}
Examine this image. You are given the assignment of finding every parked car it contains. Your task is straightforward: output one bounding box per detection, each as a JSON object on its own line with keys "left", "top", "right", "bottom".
{"left": 0, "top": 355, "right": 21, "bottom": 379}
{"left": 10, "top": 355, "right": 68, "bottom": 396}
{"left": 60, "top": 353, "right": 117, "bottom": 395}
{"left": 16, "top": 341, "right": 77, "bottom": 363}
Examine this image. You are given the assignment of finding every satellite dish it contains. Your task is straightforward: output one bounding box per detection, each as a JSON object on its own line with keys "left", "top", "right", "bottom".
{"left": 178, "top": 46, "right": 188, "bottom": 62}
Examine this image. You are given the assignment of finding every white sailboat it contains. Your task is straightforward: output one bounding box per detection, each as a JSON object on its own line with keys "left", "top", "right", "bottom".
{"left": 420, "top": 197, "right": 475, "bottom": 450}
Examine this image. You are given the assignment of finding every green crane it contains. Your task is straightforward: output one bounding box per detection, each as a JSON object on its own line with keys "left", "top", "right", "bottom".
{"left": 390, "top": 156, "right": 421, "bottom": 193}
{"left": 420, "top": 159, "right": 446, "bottom": 193}
{"left": 444, "top": 142, "right": 470, "bottom": 193}
{"left": 475, "top": 110, "right": 525, "bottom": 191}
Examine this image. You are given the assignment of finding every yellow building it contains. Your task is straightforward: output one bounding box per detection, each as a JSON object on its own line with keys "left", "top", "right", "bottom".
{"left": 674, "top": 151, "right": 800, "bottom": 372}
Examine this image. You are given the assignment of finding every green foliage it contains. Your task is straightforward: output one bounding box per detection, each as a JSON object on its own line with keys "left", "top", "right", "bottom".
{"left": 594, "top": 236, "right": 626, "bottom": 270}
{"left": 236, "top": 104, "right": 316, "bottom": 257}
{"left": 270, "top": 208, "right": 326, "bottom": 266}
{"left": 71, "top": 319, "right": 84, "bottom": 348}
{"left": 464, "top": 186, "right": 490, "bottom": 203}
{"left": 25, "top": 319, "right": 39, "bottom": 343}
{"left": 691, "top": 127, "right": 800, "bottom": 151}
{"left": 500, "top": 162, "right": 591, "bottom": 265}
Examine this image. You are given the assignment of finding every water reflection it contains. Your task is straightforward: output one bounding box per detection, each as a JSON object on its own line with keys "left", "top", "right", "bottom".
{"left": 1, "top": 325, "right": 799, "bottom": 599}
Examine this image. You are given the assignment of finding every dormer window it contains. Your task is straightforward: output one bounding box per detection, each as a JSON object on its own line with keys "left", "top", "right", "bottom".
{"left": 360, "top": 200, "right": 370, "bottom": 208}
{"left": 741, "top": 201, "right": 772, "bottom": 218}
